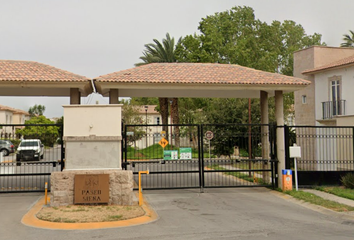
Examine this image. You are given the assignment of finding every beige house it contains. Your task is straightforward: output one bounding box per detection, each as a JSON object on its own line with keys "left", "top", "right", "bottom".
{"left": 294, "top": 46, "right": 354, "bottom": 170}
{"left": 294, "top": 46, "right": 354, "bottom": 126}
{"left": 0, "top": 105, "right": 30, "bottom": 136}
{"left": 135, "top": 105, "right": 171, "bottom": 148}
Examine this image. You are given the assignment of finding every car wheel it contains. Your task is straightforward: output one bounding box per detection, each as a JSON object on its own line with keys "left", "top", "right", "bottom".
{"left": 41, "top": 154, "right": 44, "bottom": 159}
{"left": 1, "top": 149, "right": 9, "bottom": 156}
{"left": 35, "top": 156, "right": 40, "bottom": 161}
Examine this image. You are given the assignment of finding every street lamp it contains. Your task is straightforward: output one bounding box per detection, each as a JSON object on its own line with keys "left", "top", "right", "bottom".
{"left": 145, "top": 105, "right": 148, "bottom": 148}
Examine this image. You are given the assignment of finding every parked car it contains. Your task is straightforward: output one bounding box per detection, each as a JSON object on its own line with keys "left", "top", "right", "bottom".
{"left": 0, "top": 140, "right": 15, "bottom": 156}
{"left": 16, "top": 139, "right": 44, "bottom": 162}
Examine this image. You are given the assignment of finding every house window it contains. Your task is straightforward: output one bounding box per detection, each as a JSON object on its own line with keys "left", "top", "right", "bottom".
{"left": 155, "top": 117, "right": 160, "bottom": 125}
{"left": 301, "top": 95, "right": 307, "bottom": 104}
{"left": 330, "top": 79, "right": 341, "bottom": 116}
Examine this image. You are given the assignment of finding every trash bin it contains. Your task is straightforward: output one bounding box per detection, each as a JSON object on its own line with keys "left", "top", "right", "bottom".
{"left": 282, "top": 169, "right": 292, "bottom": 191}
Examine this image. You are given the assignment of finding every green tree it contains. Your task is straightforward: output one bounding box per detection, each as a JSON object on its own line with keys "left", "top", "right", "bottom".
{"left": 130, "top": 97, "right": 159, "bottom": 106}
{"left": 136, "top": 33, "right": 182, "bottom": 146}
{"left": 16, "top": 116, "right": 59, "bottom": 147}
{"left": 28, "top": 104, "right": 46, "bottom": 117}
{"left": 340, "top": 30, "right": 354, "bottom": 47}
{"left": 136, "top": 33, "right": 180, "bottom": 66}
{"left": 176, "top": 6, "right": 323, "bottom": 75}
{"left": 175, "top": 6, "right": 324, "bottom": 123}
{"left": 121, "top": 100, "right": 145, "bottom": 147}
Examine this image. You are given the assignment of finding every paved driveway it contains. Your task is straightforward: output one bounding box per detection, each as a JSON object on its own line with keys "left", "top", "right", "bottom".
{"left": 1, "top": 188, "right": 354, "bottom": 240}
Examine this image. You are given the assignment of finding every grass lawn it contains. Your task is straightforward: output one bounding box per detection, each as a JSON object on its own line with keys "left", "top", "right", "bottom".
{"left": 284, "top": 190, "right": 354, "bottom": 212}
{"left": 315, "top": 186, "right": 354, "bottom": 201}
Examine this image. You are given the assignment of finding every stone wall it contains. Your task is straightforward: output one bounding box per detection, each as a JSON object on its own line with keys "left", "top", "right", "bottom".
{"left": 50, "top": 169, "right": 137, "bottom": 207}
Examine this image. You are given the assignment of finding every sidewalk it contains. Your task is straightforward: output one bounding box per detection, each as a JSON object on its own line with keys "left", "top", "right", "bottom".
{"left": 302, "top": 188, "right": 354, "bottom": 207}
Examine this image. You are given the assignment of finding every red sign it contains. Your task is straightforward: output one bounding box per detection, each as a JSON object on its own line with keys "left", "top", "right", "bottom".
{"left": 205, "top": 131, "right": 214, "bottom": 140}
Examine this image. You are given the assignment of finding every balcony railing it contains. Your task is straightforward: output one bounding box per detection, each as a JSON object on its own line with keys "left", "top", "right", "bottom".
{"left": 322, "top": 100, "right": 346, "bottom": 119}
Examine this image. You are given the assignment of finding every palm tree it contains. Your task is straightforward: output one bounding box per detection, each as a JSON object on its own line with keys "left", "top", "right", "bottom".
{"left": 340, "top": 30, "right": 354, "bottom": 47}
{"left": 136, "top": 33, "right": 180, "bottom": 66}
{"left": 136, "top": 33, "right": 181, "bottom": 146}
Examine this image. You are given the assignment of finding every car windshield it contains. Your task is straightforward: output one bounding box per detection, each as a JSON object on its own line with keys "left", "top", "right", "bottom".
{"left": 20, "top": 142, "right": 39, "bottom": 147}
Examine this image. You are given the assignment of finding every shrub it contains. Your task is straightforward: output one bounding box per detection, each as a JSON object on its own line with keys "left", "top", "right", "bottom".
{"left": 341, "top": 173, "right": 354, "bottom": 189}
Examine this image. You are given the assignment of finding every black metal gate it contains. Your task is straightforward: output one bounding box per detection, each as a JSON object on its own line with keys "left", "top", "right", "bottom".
{"left": 123, "top": 123, "right": 276, "bottom": 190}
{"left": 0, "top": 123, "right": 64, "bottom": 193}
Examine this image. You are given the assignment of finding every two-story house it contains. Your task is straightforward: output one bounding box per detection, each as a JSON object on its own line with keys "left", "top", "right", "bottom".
{"left": 294, "top": 46, "right": 354, "bottom": 126}
{"left": 294, "top": 46, "right": 354, "bottom": 170}
{"left": 0, "top": 105, "right": 30, "bottom": 137}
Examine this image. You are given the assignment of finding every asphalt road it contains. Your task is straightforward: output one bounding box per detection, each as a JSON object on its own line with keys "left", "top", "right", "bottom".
{"left": 1, "top": 188, "right": 354, "bottom": 240}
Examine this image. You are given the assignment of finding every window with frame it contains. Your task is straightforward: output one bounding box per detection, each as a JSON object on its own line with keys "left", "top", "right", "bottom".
{"left": 330, "top": 78, "right": 342, "bottom": 116}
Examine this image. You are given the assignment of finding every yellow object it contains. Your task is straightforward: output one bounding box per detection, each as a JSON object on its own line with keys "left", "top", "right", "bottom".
{"left": 139, "top": 170, "right": 150, "bottom": 206}
{"left": 44, "top": 182, "right": 48, "bottom": 205}
{"left": 282, "top": 169, "right": 293, "bottom": 191}
{"left": 253, "top": 173, "right": 258, "bottom": 183}
{"left": 158, "top": 138, "right": 168, "bottom": 148}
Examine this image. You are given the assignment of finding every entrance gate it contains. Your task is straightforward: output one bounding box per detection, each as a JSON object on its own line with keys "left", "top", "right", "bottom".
{"left": 123, "top": 124, "right": 277, "bottom": 190}
{"left": 0, "top": 123, "right": 64, "bottom": 193}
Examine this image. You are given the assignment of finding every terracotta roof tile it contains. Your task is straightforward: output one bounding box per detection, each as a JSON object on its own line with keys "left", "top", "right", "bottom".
{"left": 0, "top": 104, "right": 29, "bottom": 115}
{"left": 137, "top": 105, "right": 159, "bottom": 114}
{"left": 95, "top": 63, "right": 310, "bottom": 86}
{"left": 0, "top": 60, "right": 89, "bottom": 82}
{"left": 303, "top": 55, "right": 354, "bottom": 74}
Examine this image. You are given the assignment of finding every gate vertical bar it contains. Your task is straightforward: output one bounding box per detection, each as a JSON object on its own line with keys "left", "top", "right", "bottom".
{"left": 199, "top": 124, "right": 204, "bottom": 192}
{"left": 353, "top": 127, "right": 354, "bottom": 170}
{"left": 284, "top": 125, "right": 290, "bottom": 169}
{"left": 60, "top": 124, "right": 65, "bottom": 171}
{"left": 124, "top": 124, "right": 128, "bottom": 170}
{"left": 273, "top": 123, "right": 278, "bottom": 188}
{"left": 269, "top": 124, "right": 274, "bottom": 189}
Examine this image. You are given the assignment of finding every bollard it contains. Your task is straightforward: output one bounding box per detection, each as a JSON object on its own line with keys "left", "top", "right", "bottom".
{"left": 45, "top": 182, "right": 48, "bottom": 205}
{"left": 139, "top": 170, "right": 149, "bottom": 206}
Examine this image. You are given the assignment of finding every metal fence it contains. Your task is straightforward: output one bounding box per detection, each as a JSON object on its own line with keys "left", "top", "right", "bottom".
{"left": 284, "top": 125, "right": 354, "bottom": 185}
{"left": 0, "top": 123, "right": 64, "bottom": 193}
{"left": 123, "top": 123, "right": 276, "bottom": 190}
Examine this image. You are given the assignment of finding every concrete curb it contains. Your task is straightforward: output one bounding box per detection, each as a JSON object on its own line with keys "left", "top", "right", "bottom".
{"left": 21, "top": 195, "right": 159, "bottom": 230}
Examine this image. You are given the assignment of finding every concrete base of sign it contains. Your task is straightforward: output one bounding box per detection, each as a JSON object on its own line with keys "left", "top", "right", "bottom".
{"left": 50, "top": 169, "right": 137, "bottom": 207}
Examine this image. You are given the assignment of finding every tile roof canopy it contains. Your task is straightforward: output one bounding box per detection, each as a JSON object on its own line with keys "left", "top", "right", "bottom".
{"left": 95, "top": 63, "right": 311, "bottom": 86}
{"left": 302, "top": 54, "right": 354, "bottom": 74}
{"left": 0, "top": 60, "right": 89, "bottom": 82}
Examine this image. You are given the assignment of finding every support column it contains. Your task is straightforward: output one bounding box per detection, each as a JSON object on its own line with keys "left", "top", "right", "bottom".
{"left": 70, "top": 88, "right": 81, "bottom": 104}
{"left": 260, "top": 91, "right": 269, "bottom": 182}
{"left": 109, "top": 89, "right": 119, "bottom": 104}
{"left": 275, "top": 90, "right": 285, "bottom": 188}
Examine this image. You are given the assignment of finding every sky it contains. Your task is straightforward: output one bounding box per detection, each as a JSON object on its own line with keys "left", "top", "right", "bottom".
{"left": 1, "top": 0, "right": 354, "bottom": 118}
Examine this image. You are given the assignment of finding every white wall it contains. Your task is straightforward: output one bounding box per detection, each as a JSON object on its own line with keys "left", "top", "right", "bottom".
{"left": 315, "top": 66, "right": 354, "bottom": 123}
{"left": 64, "top": 104, "right": 122, "bottom": 137}
{"left": 63, "top": 104, "right": 123, "bottom": 170}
